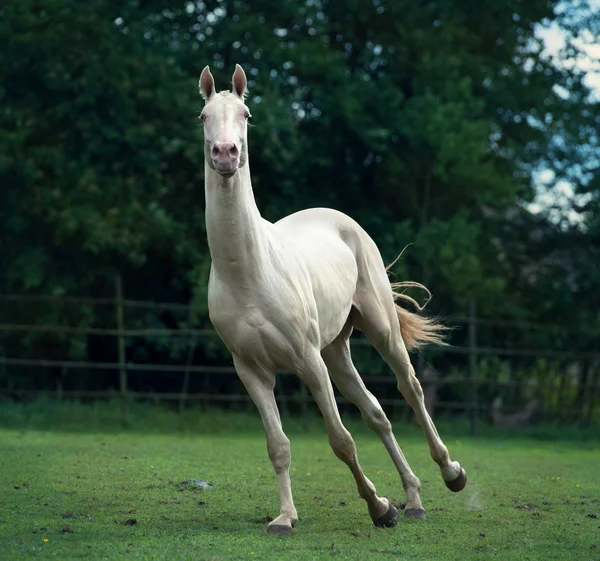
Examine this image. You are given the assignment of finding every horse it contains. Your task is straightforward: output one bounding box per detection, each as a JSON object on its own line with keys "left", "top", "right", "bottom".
{"left": 199, "top": 64, "right": 467, "bottom": 535}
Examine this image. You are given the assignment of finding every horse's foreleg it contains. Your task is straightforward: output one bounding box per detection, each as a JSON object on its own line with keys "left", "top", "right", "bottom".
{"left": 322, "top": 329, "right": 425, "bottom": 518}
{"left": 234, "top": 356, "right": 298, "bottom": 534}
{"left": 298, "top": 352, "right": 398, "bottom": 528}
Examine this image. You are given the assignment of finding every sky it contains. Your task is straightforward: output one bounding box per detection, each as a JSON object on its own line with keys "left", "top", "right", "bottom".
{"left": 528, "top": 1, "right": 599, "bottom": 221}
{"left": 536, "top": 10, "right": 600, "bottom": 95}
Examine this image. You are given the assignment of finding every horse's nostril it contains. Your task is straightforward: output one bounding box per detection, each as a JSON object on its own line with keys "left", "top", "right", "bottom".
{"left": 212, "top": 142, "right": 238, "bottom": 162}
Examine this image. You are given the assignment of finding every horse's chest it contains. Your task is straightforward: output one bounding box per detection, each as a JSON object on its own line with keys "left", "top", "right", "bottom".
{"left": 212, "top": 306, "right": 296, "bottom": 367}
{"left": 208, "top": 280, "right": 313, "bottom": 366}
{"left": 208, "top": 281, "right": 279, "bottom": 326}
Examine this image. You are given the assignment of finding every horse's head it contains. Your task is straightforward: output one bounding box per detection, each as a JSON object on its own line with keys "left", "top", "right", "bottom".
{"left": 199, "top": 64, "right": 251, "bottom": 177}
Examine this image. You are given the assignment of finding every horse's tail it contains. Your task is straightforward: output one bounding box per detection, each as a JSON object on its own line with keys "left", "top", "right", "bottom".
{"left": 387, "top": 271, "right": 450, "bottom": 351}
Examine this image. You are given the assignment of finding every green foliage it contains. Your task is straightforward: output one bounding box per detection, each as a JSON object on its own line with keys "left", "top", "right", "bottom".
{"left": 1, "top": 0, "right": 599, "bottom": 394}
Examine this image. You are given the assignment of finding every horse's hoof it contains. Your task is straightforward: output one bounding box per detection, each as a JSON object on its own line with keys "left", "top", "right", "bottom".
{"left": 444, "top": 467, "right": 467, "bottom": 493}
{"left": 267, "top": 524, "right": 292, "bottom": 536}
{"left": 404, "top": 508, "right": 426, "bottom": 520}
{"left": 372, "top": 503, "right": 399, "bottom": 528}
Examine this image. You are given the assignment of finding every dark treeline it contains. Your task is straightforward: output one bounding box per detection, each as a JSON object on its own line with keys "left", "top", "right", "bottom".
{"left": 1, "top": 1, "right": 599, "bottom": 399}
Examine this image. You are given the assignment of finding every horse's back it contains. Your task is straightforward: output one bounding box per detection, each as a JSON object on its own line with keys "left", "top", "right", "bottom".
{"left": 275, "top": 206, "right": 392, "bottom": 309}
{"left": 275, "top": 207, "right": 382, "bottom": 267}
{"left": 274, "top": 207, "right": 393, "bottom": 346}
{"left": 274, "top": 207, "right": 367, "bottom": 273}
{"left": 275, "top": 207, "right": 362, "bottom": 234}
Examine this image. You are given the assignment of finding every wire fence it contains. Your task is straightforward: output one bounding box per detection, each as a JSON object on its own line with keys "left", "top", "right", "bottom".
{"left": 1, "top": 280, "right": 599, "bottom": 434}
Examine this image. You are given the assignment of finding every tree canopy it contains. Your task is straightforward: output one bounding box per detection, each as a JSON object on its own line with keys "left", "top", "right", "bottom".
{"left": 1, "top": 0, "right": 599, "bottom": 390}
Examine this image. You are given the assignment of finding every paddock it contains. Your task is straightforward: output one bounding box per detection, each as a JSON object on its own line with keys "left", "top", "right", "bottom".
{"left": 1, "top": 407, "right": 598, "bottom": 560}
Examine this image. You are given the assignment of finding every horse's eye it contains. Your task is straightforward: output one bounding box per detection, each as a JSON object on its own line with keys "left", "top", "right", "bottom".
{"left": 244, "top": 111, "right": 251, "bottom": 120}
{"left": 200, "top": 114, "right": 207, "bottom": 121}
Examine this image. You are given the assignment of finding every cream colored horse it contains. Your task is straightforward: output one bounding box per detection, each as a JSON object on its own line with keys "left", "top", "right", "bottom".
{"left": 199, "top": 64, "right": 467, "bottom": 535}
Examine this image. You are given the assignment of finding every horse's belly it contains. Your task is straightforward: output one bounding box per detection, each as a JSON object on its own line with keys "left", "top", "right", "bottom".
{"left": 294, "top": 236, "right": 358, "bottom": 348}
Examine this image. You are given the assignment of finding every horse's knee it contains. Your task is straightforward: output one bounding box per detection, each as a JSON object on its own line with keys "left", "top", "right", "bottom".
{"left": 329, "top": 428, "right": 356, "bottom": 464}
{"left": 267, "top": 433, "right": 291, "bottom": 472}
{"left": 364, "top": 404, "right": 392, "bottom": 435}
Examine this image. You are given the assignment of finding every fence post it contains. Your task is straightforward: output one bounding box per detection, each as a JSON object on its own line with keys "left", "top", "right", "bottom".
{"left": 115, "top": 274, "right": 128, "bottom": 426}
{"left": 468, "top": 298, "right": 479, "bottom": 436}
{"left": 584, "top": 355, "right": 599, "bottom": 426}
{"left": 179, "top": 347, "right": 193, "bottom": 414}
{"left": 179, "top": 305, "right": 195, "bottom": 414}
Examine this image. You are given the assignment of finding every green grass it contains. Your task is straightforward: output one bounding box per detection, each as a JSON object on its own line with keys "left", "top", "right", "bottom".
{"left": 1, "top": 403, "right": 599, "bottom": 560}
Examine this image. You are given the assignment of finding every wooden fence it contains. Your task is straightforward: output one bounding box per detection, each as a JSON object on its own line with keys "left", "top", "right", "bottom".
{"left": 1, "top": 285, "right": 599, "bottom": 434}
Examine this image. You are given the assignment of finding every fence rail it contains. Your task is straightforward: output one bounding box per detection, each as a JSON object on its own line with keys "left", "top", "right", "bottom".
{"left": 1, "top": 289, "right": 599, "bottom": 432}
{"left": 0, "top": 388, "right": 592, "bottom": 418}
{"left": 1, "top": 293, "right": 593, "bottom": 332}
{"left": 2, "top": 322, "right": 598, "bottom": 358}
{"left": 2, "top": 356, "right": 600, "bottom": 391}
{"left": 0, "top": 323, "right": 213, "bottom": 337}
{"left": 0, "top": 293, "right": 191, "bottom": 311}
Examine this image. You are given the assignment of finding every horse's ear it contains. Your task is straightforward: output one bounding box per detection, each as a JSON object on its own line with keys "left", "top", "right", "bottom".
{"left": 199, "top": 66, "right": 215, "bottom": 101}
{"left": 232, "top": 64, "right": 247, "bottom": 99}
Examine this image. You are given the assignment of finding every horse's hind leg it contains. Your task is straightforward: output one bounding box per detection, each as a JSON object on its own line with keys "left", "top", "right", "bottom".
{"left": 353, "top": 288, "right": 467, "bottom": 492}
{"left": 297, "top": 349, "right": 399, "bottom": 528}
{"left": 322, "top": 323, "right": 426, "bottom": 518}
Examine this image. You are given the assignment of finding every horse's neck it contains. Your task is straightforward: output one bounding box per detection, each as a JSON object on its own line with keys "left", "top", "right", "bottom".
{"left": 204, "top": 165, "right": 268, "bottom": 284}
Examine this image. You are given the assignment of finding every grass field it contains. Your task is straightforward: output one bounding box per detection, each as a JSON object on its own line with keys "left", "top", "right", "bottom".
{"left": 1, "top": 401, "right": 599, "bottom": 560}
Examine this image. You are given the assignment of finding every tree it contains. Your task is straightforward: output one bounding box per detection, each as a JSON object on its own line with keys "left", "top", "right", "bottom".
{"left": 1, "top": 0, "right": 598, "bottom": 396}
